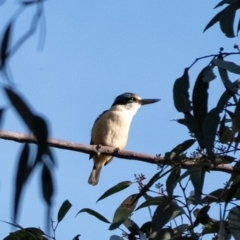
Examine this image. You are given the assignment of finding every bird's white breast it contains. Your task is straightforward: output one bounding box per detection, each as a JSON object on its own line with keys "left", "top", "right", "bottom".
{"left": 91, "top": 105, "right": 137, "bottom": 149}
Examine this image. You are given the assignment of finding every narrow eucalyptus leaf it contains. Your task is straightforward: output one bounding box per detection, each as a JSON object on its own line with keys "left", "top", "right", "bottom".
{"left": 76, "top": 208, "right": 110, "bottom": 223}
{"left": 227, "top": 206, "right": 240, "bottom": 240}
{"left": 213, "top": 59, "right": 240, "bottom": 74}
{"left": 97, "top": 181, "right": 132, "bottom": 202}
{"left": 57, "top": 200, "right": 72, "bottom": 223}
{"left": 173, "top": 68, "right": 191, "bottom": 113}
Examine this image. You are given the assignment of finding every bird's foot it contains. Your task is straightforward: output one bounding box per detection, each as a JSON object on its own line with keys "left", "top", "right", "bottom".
{"left": 95, "top": 144, "right": 102, "bottom": 156}
{"left": 114, "top": 147, "right": 120, "bottom": 153}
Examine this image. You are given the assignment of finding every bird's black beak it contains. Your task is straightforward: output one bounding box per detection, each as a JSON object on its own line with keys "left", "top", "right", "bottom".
{"left": 139, "top": 98, "right": 160, "bottom": 105}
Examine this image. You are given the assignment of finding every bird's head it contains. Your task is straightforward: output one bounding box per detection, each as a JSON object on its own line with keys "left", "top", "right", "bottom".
{"left": 111, "top": 92, "right": 160, "bottom": 114}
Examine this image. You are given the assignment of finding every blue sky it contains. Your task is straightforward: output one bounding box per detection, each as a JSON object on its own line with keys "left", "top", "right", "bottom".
{"left": 0, "top": 1, "right": 239, "bottom": 239}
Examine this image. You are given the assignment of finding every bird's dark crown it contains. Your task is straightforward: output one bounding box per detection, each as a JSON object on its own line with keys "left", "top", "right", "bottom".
{"left": 111, "top": 93, "right": 140, "bottom": 107}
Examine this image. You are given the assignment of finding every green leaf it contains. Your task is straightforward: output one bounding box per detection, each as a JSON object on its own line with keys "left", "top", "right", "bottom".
{"left": 109, "top": 236, "right": 124, "bottom": 240}
{"left": 166, "top": 167, "right": 181, "bottom": 197}
{"left": 202, "top": 107, "right": 221, "bottom": 158}
{"left": 97, "top": 181, "right": 132, "bottom": 202}
{"left": 109, "top": 194, "right": 138, "bottom": 230}
{"left": 170, "top": 139, "right": 196, "bottom": 156}
{"left": 76, "top": 208, "right": 110, "bottom": 224}
{"left": 3, "top": 227, "right": 47, "bottom": 240}
{"left": 57, "top": 199, "right": 72, "bottom": 223}
{"left": 173, "top": 68, "right": 191, "bottom": 113}
{"left": 192, "top": 66, "right": 209, "bottom": 135}
{"left": 150, "top": 228, "right": 174, "bottom": 240}
{"left": 135, "top": 196, "right": 166, "bottom": 211}
{"left": 227, "top": 206, "right": 240, "bottom": 240}
{"left": 231, "top": 100, "right": 240, "bottom": 134}
{"left": 213, "top": 59, "right": 240, "bottom": 74}
{"left": 151, "top": 199, "right": 185, "bottom": 237}
{"left": 189, "top": 167, "right": 205, "bottom": 204}
{"left": 225, "top": 174, "right": 240, "bottom": 205}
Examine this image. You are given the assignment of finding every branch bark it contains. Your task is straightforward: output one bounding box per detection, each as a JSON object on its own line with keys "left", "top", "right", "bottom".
{"left": 0, "top": 130, "right": 234, "bottom": 174}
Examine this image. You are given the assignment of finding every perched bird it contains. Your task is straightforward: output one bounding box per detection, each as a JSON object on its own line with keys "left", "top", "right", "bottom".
{"left": 88, "top": 92, "right": 160, "bottom": 185}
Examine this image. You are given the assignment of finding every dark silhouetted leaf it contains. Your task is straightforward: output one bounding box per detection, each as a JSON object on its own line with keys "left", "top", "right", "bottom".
{"left": 14, "top": 143, "right": 31, "bottom": 221}
{"left": 202, "top": 64, "right": 216, "bottom": 82}
{"left": 227, "top": 206, "right": 240, "bottom": 240}
{"left": 204, "top": 10, "right": 222, "bottom": 32}
{"left": 151, "top": 199, "right": 185, "bottom": 237}
{"left": 173, "top": 68, "right": 191, "bottom": 113}
{"left": 237, "top": 18, "right": 240, "bottom": 36}
{"left": 150, "top": 228, "right": 174, "bottom": 240}
{"left": 189, "top": 167, "right": 205, "bottom": 204}
{"left": 109, "top": 236, "right": 124, "bottom": 240}
{"left": 0, "top": 21, "right": 12, "bottom": 69}
{"left": 225, "top": 174, "right": 240, "bottom": 205}
{"left": 202, "top": 107, "right": 221, "bottom": 158}
{"left": 41, "top": 164, "right": 54, "bottom": 205}
{"left": 166, "top": 166, "right": 181, "bottom": 197}
{"left": 72, "top": 234, "right": 81, "bottom": 240}
{"left": 97, "top": 181, "right": 132, "bottom": 202}
{"left": 213, "top": 59, "right": 240, "bottom": 74}
{"left": 219, "top": 3, "right": 238, "bottom": 38}
{"left": 57, "top": 199, "right": 72, "bottom": 223}
{"left": 135, "top": 196, "right": 166, "bottom": 211}
{"left": 184, "top": 113, "right": 204, "bottom": 147}
{"left": 192, "top": 66, "right": 209, "bottom": 136}
{"left": 232, "top": 100, "right": 240, "bottom": 134}
{"left": 0, "top": 108, "right": 5, "bottom": 126}
{"left": 3, "top": 227, "right": 47, "bottom": 240}
{"left": 4, "top": 87, "right": 34, "bottom": 130}
{"left": 109, "top": 194, "right": 138, "bottom": 230}
{"left": 133, "top": 168, "right": 173, "bottom": 206}
{"left": 214, "top": 0, "right": 237, "bottom": 9}
{"left": 170, "top": 139, "right": 196, "bottom": 156}
{"left": 216, "top": 90, "right": 232, "bottom": 110}
{"left": 76, "top": 208, "right": 110, "bottom": 224}
{"left": 123, "top": 218, "right": 140, "bottom": 235}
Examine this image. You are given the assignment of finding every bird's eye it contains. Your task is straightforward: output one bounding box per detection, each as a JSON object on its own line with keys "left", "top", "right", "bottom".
{"left": 130, "top": 97, "right": 135, "bottom": 101}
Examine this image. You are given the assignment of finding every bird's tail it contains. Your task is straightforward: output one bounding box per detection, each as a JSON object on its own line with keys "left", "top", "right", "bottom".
{"left": 88, "top": 166, "right": 102, "bottom": 185}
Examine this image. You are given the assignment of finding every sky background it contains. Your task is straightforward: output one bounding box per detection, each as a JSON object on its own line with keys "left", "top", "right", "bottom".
{"left": 0, "top": 1, "right": 239, "bottom": 239}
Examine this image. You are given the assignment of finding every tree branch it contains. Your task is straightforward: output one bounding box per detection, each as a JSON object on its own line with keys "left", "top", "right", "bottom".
{"left": 0, "top": 130, "right": 234, "bottom": 174}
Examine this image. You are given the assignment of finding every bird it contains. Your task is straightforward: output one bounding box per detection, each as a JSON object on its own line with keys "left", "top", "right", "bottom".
{"left": 88, "top": 92, "right": 160, "bottom": 185}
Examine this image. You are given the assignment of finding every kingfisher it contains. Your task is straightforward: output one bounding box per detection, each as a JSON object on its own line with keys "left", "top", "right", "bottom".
{"left": 88, "top": 92, "right": 160, "bottom": 185}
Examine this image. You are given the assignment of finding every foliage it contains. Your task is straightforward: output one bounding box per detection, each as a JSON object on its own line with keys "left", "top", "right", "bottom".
{"left": 1, "top": 0, "right": 240, "bottom": 239}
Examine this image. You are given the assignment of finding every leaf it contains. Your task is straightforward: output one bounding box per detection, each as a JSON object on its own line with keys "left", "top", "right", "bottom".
{"left": 202, "top": 64, "right": 216, "bottom": 82}
{"left": 135, "top": 196, "right": 166, "bottom": 211}
{"left": 150, "top": 228, "right": 174, "bottom": 240}
{"left": 184, "top": 113, "right": 204, "bottom": 148}
{"left": 204, "top": 10, "right": 222, "bottom": 32}
{"left": 227, "top": 206, "right": 240, "bottom": 240}
{"left": 41, "top": 164, "right": 54, "bottom": 205}
{"left": 225, "top": 174, "right": 240, "bottom": 205}
{"left": 4, "top": 87, "right": 34, "bottom": 130}
{"left": 109, "top": 194, "right": 138, "bottom": 230}
{"left": 214, "top": 0, "right": 237, "bottom": 9}
{"left": 166, "top": 167, "right": 180, "bottom": 197}
{"left": 0, "top": 21, "right": 12, "bottom": 69}
{"left": 14, "top": 143, "right": 31, "bottom": 221}
{"left": 232, "top": 100, "right": 240, "bottom": 134}
{"left": 216, "top": 90, "right": 232, "bottom": 111}
{"left": 109, "top": 236, "right": 124, "bottom": 240}
{"left": 219, "top": 3, "right": 238, "bottom": 38}
{"left": 97, "top": 181, "right": 132, "bottom": 202}
{"left": 202, "top": 107, "right": 221, "bottom": 158}
{"left": 189, "top": 166, "right": 205, "bottom": 204}
{"left": 123, "top": 218, "right": 140, "bottom": 235}
{"left": 72, "top": 234, "right": 81, "bottom": 240}
{"left": 170, "top": 139, "right": 196, "bottom": 156}
{"left": 151, "top": 199, "right": 185, "bottom": 237}
{"left": 76, "top": 208, "right": 110, "bottom": 223}
{"left": 57, "top": 199, "right": 72, "bottom": 223}
{"left": 132, "top": 168, "right": 173, "bottom": 205}
{"left": 213, "top": 59, "right": 240, "bottom": 74}
{"left": 3, "top": 227, "right": 47, "bottom": 240}
{"left": 173, "top": 68, "right": 191, "bottom": 113}
{"left": 192, "top": 66, "right": 209, "bottom": 134}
